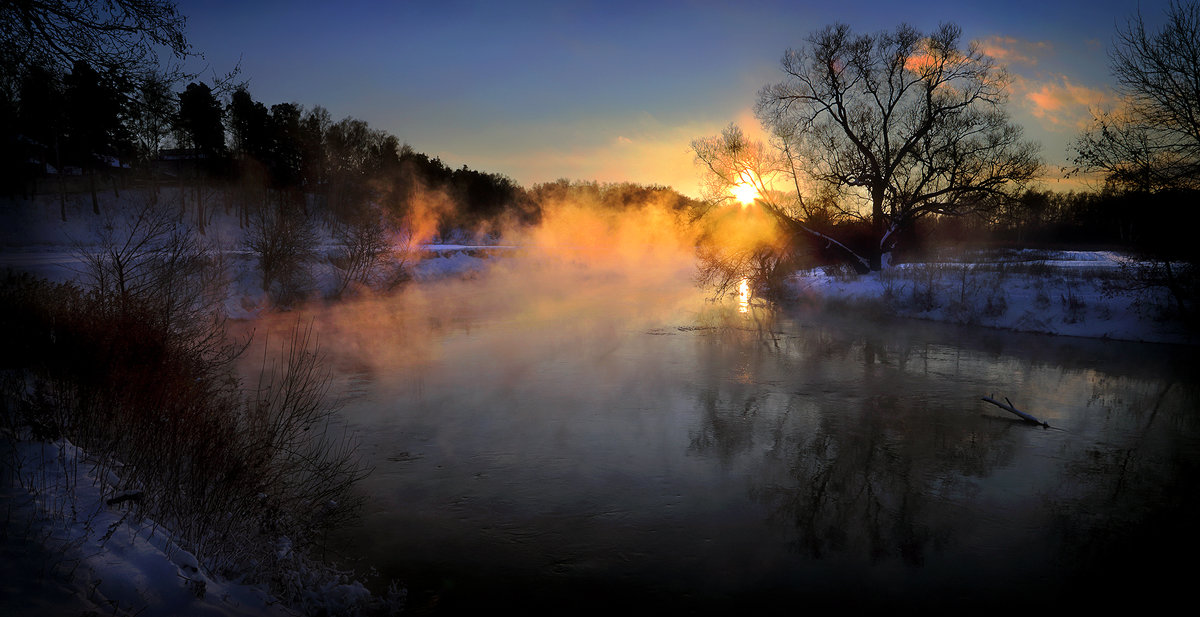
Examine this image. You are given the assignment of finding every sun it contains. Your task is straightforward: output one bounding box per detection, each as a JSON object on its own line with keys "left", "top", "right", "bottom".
{"left": 730, "top": 171, "right": 761, "bottom": 206}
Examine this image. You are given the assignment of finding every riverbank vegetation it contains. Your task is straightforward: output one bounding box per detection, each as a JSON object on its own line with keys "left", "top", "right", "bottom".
{"left": 0, "top": 241, "right": 380, "bottom": 613}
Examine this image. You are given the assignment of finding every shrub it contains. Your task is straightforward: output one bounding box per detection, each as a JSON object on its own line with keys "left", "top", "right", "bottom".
{"left": 1035, "top": 286, "right": 1052, "bottom": 309}
{"left": 906, "top": 263, "right": 943, "bottom": 312}
{"left": 2, "top": 206, "right": 373, "bottom": 612}
{"left": 1061, "top": 284, "right": 1087, "bottom": 324}
{"left": 246, "top": 205, "right": 318, "bottom": 306}
{"left": 2, "top": 275, "right": 370, "bottom": 609}
{"left": 982, "top": 292, "right": 1008, "bottom": 318}
{"left": 822, "top": 262, "right": 860, "bottom": 282}
{"left": 1104, "top": 256, "right": 1198, "bottom": 327}
{"left": 328, "top": 207, "right": 398, "bottom": 298}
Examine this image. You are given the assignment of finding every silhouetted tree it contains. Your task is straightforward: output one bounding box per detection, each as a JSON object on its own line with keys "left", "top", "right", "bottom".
{"left": 692, "top": 124, "right": 865, "bottom": 286}
{"left": 299, "top": 106, "right": 330, "bottom": 194}
{"left": 1075, "top": 0, "right": 1200, "bottom": 192}
{"left": 267, "top": 102, "right": 303, "bottom": 190}
{"left": 752, "top": 22, "right": 1040, "bottom": 271}
{"left": 176, "top": 82, "right": 225, "bottom": 165}
{"left": 1073, "top": 2, "right": 1200, "bottom": 322}
{"left": 1, "top": 0, "right": 191, "bottom": 92}
{"left": 129, "top": 70, "right": 176, "bottom": 167}
{"left": 0, "top": 84, "right": 19, "bottom": 196}
{"left": 324, "top": 117, "right": 397, "bottom": 218}
{"left": 227, "top": 87, "right": 270, "bottom": 163}
{"left": 175, "top": 82, "right": 225, "bottom": 230}
{"left": 14, "top": 65, "right": 66, "bottom": 204}
{"left": 63, "top": 61, "right": 127, "bottom": 214}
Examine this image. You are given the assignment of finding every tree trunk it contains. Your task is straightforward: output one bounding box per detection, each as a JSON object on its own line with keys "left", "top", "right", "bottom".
{"left": 870, "top": 190, "right": 885, "bottom": 271}
{"left": 195, "top": 181, "right": 205, "bottom": 234}
{"left": 90, "top": 171, "right": 99, "bottom": 214}
{"left": 1163, "top": 260, "right": 1190, "bottom": 317}
{"left": 869, "top": 247, "right": 883, "bottom": 271}
{"left": 55, "top": 139, "right": 66, "bottom": 222}
{"left": 179, "top": 170, "right": 186, "bottom": 221}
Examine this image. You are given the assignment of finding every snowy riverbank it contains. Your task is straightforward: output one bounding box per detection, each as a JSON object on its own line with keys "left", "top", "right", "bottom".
{"left": 1, "top": 437, "right": 305, "bottom": 617}
{"left": 786, "top": 249, "right": 1197, "bottom": 346}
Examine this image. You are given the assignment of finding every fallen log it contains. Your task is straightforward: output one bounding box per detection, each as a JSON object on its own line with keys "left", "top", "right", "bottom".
{"left": 982, "top": 395, "right": 1049, "bottom": 427}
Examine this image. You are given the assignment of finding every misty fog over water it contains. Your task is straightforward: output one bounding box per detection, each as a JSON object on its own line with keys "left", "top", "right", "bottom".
{"left": 239, "top": 232, "right": 1200, "bottom": 613}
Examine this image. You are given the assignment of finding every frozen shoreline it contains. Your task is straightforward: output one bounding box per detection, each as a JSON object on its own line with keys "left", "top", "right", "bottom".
{"left": 784, "top": 251, "right": 1197, "bottom": 346}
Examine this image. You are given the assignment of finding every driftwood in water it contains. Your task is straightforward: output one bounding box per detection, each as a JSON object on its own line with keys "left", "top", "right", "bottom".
{"left": 982, "top": 395, "right": 1049, "bottom": 427}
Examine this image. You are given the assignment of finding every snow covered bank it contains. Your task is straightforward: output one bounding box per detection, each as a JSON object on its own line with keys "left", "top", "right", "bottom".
{"left": 786, "top": 250, "right": 1197, "bottom": 346}
{"left": 1, "top": 435, "right": 300, "bottom": 617}
{"left": 0, "top": 193, "right": 508, "bottom": 321}
{"left": 1, "top": 194, "right": 411, "bottom": 616}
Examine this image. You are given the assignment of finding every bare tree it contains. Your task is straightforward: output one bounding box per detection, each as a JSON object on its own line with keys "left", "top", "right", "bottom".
{"left": 1074, "top": 1, "right": 1200, "bottom": 322}
{"left": 328, "top": 207, "right": 396, "bottom": 298}
{"left": 130, "top": 70, "right": 176, "bottom": 168}
{"left": 1, "top": 0, "right": 191, "bottom": 89}
{"left": 754, "top": 22, "right": 1040, "bottom": 270}
{"left": 76, "top": 199, "right": 236, "bottom": 370}
{"left": 1074, "top": 0, "right": 1200, "bottom": 192}
{"left": 245, "top": 204, "right": 318, "bottom": 305}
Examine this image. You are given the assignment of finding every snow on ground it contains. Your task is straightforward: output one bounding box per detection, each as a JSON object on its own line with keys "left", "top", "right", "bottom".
{"left": 787, "top": 250, "right": 1197, "bottom": 345}
{"left": 1, "top": 436, "right": 296, "bottom": 617}
{"left": 0, "top": 192, "right": 513, "bottom": 321}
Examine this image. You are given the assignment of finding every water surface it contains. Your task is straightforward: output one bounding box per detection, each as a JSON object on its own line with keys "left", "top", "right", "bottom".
{"left": 319, "top": 289, "right": 1199, "bottom": 614}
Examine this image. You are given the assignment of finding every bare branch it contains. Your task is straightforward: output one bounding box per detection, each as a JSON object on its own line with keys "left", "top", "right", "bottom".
{"left": 1075, "top": 0, "right": 1200, "bottom": 192}
{"left": 754, "top": 21, "right": 1039, "bottom": 269}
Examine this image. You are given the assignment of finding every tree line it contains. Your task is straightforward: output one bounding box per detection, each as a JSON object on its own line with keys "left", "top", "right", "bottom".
{"left": 2, "top": 58, "right": 540, "bottom": 234}
{"left": 1, "top": 0, "right": 540, "bottom": 237}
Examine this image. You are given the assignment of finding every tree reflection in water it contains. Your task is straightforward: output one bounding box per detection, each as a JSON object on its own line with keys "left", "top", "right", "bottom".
{"left": 686, "top": 308, "right": 1199, "bottom": 606}
{"left": 322, "top": 292, "right": 1199, "bottom": 613}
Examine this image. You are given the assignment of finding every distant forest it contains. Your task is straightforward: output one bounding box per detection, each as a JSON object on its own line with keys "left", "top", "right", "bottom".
{"left": 1, "top": 58, "right": 540, "bottom": 234}
{"left": 6, "top": 61, "right": 721, "bottom": 245}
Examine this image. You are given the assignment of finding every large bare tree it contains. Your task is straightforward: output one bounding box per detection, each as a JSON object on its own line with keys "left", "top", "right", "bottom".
{"left": 753, "top": 22, "right": 1040, "bottom": 270}
{"left": 1074, "top": 0, "right": 1200, "bottom": 192}
{"left": 1, "top": 0, "right": 190, "bottom": 85}
{"left": 1073, "top": 1, "right": 1200, "bottom": 321}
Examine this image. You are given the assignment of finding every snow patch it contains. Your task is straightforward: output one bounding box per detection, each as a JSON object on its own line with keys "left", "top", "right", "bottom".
{"left": 786, "top": 254, "right": 1195, "bottom": 345}
{"left": 2, "top": 436, "right": 290, "bottom": 617}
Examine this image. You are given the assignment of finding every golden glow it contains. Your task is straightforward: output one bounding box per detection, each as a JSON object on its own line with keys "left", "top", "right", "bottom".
{"left": 738, "top": 277, "right": 750, "bottom": 313}
{"left": 730, "top": 172, "right": 761, "bottom": 206}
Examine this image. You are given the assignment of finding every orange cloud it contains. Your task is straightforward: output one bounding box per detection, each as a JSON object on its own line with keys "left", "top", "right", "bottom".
{"left": 1019, "top": 75, "right": 1109, "bottom": 129}
{"left": 979, "top": 36, "right": 1051, "bottom": 66}
{"left": 904, "top": 52, "right": 937, "bottom": 74}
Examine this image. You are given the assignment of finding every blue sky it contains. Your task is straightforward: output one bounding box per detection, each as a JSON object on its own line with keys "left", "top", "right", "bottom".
{"left": 175, "top": 0, "right": 1171, "bottom": 196}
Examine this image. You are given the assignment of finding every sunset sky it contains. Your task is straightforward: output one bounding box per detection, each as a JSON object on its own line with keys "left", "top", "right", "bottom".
{"left": 175, "top": 0, "right": 1170, "bottom": 197}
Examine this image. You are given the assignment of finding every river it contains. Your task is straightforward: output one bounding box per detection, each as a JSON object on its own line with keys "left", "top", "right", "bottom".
{"left": 283, "top": 267, "right": 1200, "bottom": 614}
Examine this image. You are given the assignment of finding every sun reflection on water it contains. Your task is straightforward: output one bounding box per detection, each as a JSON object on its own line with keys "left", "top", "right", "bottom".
{"left": 738, "top": 277, "right": 750, "bottom": 313}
